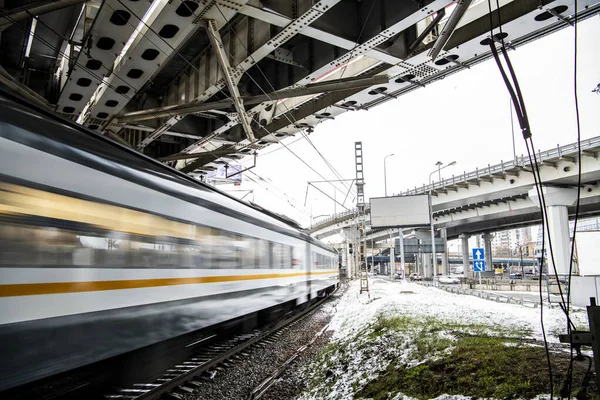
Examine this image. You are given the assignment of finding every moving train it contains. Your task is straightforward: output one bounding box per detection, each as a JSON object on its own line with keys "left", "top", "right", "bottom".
{"left": 0, "top": 89, "right": 339, "bottom": 391}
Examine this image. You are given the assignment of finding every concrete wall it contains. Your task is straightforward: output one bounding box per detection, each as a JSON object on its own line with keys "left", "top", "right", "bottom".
{"left": 571, "top": 276, "right": 600, "bottom": 307}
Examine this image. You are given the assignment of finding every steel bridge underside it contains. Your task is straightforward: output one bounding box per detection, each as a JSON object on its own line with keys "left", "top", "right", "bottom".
{"left": 2, "top": 0, "right": 599, "bottom": 177}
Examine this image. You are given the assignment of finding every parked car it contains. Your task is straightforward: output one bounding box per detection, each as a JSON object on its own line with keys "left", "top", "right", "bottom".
{"left": 438, "top": 275, "right": 460, "bottom": 284}
{"left": 409, "top": 273, "right": 422, "bottom": 281}
{"left": 509, "top": 272, "right": 523, "bottom": 280}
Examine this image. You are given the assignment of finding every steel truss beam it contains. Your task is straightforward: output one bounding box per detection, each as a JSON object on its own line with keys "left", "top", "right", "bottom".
{"left": 0, "top": 0, "right": 88, "bottom": 31}
{"left": 139, "top": 0, "right": 343, "bottom": 151}
{"left": 117, "top": 74, "right": 389, "bottom": 124}
{"left": 178, "top": 64, "right": 390, "bottom": 174}
{"left": 205, "top": 19, "right": 255, "bottom": 143}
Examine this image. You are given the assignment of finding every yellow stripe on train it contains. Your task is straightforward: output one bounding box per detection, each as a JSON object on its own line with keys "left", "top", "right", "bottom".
{"left": 0, "top": 270, "right": 339, "bottom": 297}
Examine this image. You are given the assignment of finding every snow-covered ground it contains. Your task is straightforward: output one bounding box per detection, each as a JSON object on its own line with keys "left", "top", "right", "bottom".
{"left": 297, "top": 278, "right": 589, "bottom": 400}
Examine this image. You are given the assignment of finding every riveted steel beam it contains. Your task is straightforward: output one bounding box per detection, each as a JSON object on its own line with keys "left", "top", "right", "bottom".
{"left": 205, "top": 19, "right": 255, "bottom": 143}
{"left": 0, "top": 0, "right": 88, "bottom": 31}
{"left": 143, "top": 0, "right": 343, "bottom": 151}
{"left": 117, "top": 74, "right": 389, "bottom": 123}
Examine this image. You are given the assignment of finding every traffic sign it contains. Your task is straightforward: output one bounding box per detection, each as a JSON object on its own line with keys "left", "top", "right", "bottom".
{"left": 474, "top": 260, "right": 485, "bottom": 272}
{"left": 472, "top": 248, "right": 485, "bottom": 272}
{"left": 472, "top": 247, "right": 484, "bottom": 261}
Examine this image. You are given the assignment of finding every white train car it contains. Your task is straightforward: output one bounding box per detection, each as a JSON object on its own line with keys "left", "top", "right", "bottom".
{"left": 0, "top": 89, "right": 339, "bottom": 391}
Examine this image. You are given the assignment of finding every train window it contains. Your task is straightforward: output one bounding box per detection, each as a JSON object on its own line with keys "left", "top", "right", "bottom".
{"left": 239, "top": 236, "right": 256, "bottom": 269}
{"left": 282, "top": 245, "right": 290, "bottom": 269}
{"left": 292, "top": 246, "right": 301, "bottom": 269}
{"left": 0, "top": 214, "right": 297, "bottom": 272}
{"left": 271, "top": 242, "right": 282, "bottom": 269}
{"left": 257, "top": 239, "right": 270, "bottom": 269}
{"left": 214, "top": 232, "right": 238, "bottom": 269}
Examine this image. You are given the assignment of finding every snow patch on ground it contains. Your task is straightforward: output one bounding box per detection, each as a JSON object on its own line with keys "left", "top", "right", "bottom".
{"left": 297, "top": 278, "right": 588, "bottom": 400}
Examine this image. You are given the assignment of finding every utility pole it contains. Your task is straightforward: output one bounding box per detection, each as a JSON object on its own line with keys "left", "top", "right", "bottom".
{"left": 355, "top": 142, "right": 369, "bottom": 295}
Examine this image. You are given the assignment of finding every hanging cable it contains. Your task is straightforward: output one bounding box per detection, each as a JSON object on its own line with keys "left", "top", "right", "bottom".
{"left": 485, "top": 1, "right": 567, "bottom": 396}
{"left": 565, "top": 0, "right": 582, "bottom": 396}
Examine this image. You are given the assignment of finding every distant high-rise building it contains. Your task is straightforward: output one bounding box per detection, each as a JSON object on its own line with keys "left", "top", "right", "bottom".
{"left": 490, "top": 227, "right": 532, "bottom": 256}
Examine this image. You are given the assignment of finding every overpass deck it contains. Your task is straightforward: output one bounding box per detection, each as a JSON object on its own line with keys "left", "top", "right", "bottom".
{"left": 311, "top": 135, "right": 600, "bottom": 239}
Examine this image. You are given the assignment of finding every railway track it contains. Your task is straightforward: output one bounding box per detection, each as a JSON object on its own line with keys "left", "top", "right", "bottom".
{"left": 102, "top": 294, "right": 333, "bottom": 400}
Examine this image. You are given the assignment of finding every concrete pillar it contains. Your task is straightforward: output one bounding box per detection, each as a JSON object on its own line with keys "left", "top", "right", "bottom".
{"left": 529, "top": 186, "right": 577, "bottom": 276}
{"left": 415, "top": 252, "right": 420, "bottom": 275}
{"left": 423, "top": 255, "right": 432, "bottom": 279}
{"left": 441, "top": 228, "right": 449, "bottom": 275}
{"left": 483, "top": 232, "right": 493, "bottom": 272}
{"left": 399, "top": 229, "right": 405, "bottom": 280}
{"left": 389, "top": 246, "right": 395, "bottom": 280}
{"left": 460, "top": 234, "right": 470, "bottom": 278}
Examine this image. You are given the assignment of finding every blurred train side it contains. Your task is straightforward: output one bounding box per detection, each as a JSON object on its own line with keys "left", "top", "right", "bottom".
{"left": 0, "top": 91, "right": 338, "bottom": 392}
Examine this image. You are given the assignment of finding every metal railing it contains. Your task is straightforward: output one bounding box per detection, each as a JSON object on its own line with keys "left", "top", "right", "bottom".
{"left": 311, "top": 136, "right": 600, "bottom": 232}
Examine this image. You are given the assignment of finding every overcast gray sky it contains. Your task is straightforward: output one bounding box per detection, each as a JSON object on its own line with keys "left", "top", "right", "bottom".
{"left": 225, "top": 17, "right": 599, "bottom": 230}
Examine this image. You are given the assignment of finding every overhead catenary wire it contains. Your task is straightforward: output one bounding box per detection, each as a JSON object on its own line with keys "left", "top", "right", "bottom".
{"left": 249, "top": 170, "right": 307, "bottom": 210}
{"left": 244, "top": 170, "right": 311, "bottom": 217}
{"left": 174, "top": 1, "right": 353, "bottom": 201}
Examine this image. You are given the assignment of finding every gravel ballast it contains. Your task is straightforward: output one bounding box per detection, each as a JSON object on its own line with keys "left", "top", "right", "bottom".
{"left": 186, "top": 284, "right": 346, "bottom": 400}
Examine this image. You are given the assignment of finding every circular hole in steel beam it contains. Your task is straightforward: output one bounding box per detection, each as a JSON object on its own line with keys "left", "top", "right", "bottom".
{"left": 110, "top": 10, "right": 131, "bottom": 26}
{"left": 159, "top": 24, "right": 179, "bottom": 39}
{"left": 141, "top": 48, "right": 160, "bottom": 60}
{"left": 480, "top": 32, "right": 508, "bottom": 46}
{"left": 85, "top": 59, "right": 102, "bottom": 70}
{"left": 97, "top": 37, "right": 115, "bottom": 50}
{"left": 434, "top": 54, "right": 458, "bottom": 66}
{"left": 127, "top": 69, "right": 144, "bottom": 79}
{"left": 76, "top": 78, "right": 91, "bottom": 87}
{"left": 534, "top": 5, "right": 568, "bottom": 21}
{"left": 176, "top": 1, "right": 199, "bottom": 17}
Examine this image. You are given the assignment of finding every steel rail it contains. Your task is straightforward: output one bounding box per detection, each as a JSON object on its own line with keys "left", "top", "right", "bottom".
{"left": 103, "top": 291, "right": 336, "bottom": 400}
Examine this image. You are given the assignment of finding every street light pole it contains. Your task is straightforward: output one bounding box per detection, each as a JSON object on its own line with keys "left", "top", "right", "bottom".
{"left": 384, "top": 153, "right": 394, "bottom": 196}
{"left": 428, "top": 161, "right": 456, "bottom": 282}
{"left": 510, "top": 97, "right": 517, "bottom": 164}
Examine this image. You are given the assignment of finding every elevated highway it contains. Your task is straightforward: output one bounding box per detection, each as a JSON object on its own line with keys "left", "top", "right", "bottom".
{"left": 311, "top": 135, "right": 600, "bottom": 240}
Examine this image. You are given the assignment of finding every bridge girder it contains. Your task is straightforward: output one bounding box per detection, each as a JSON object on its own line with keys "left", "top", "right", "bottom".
{"left": 2, "top": 0, "right": 599, "bottom": 175}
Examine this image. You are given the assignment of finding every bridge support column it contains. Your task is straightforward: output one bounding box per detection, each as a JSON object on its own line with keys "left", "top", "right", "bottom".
{"left": 399, "top": 229, "right": 405, "bottom": 280}
{"left": 423, "top": 255, "right": 432, "bottom": 279}
{"left": 390, "top": 246, "right": 395, "bottom": 280}
{"left": 441, "top": 228, "right": 449, "bottom": 275}
{"left": 528, "top": 186, "right": 577, "bottom": 276}
{"left": 483, "top": 232, "right": 493, "bottom": 273}
{"left": 460, "top": 234, "right": 470, "bottom": 278}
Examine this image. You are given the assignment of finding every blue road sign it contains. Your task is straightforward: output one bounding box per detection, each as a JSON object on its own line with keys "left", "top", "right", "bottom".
{"left": 474, "top": 260, "right": 485, "bottom": 272}
{"left": 472, "top": 248, "right": 485, "bottom": 272}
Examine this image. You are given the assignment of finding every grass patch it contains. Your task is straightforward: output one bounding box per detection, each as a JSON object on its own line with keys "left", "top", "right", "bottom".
{"left": 357, "top": 335, "right": 598, "bottom": 400}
